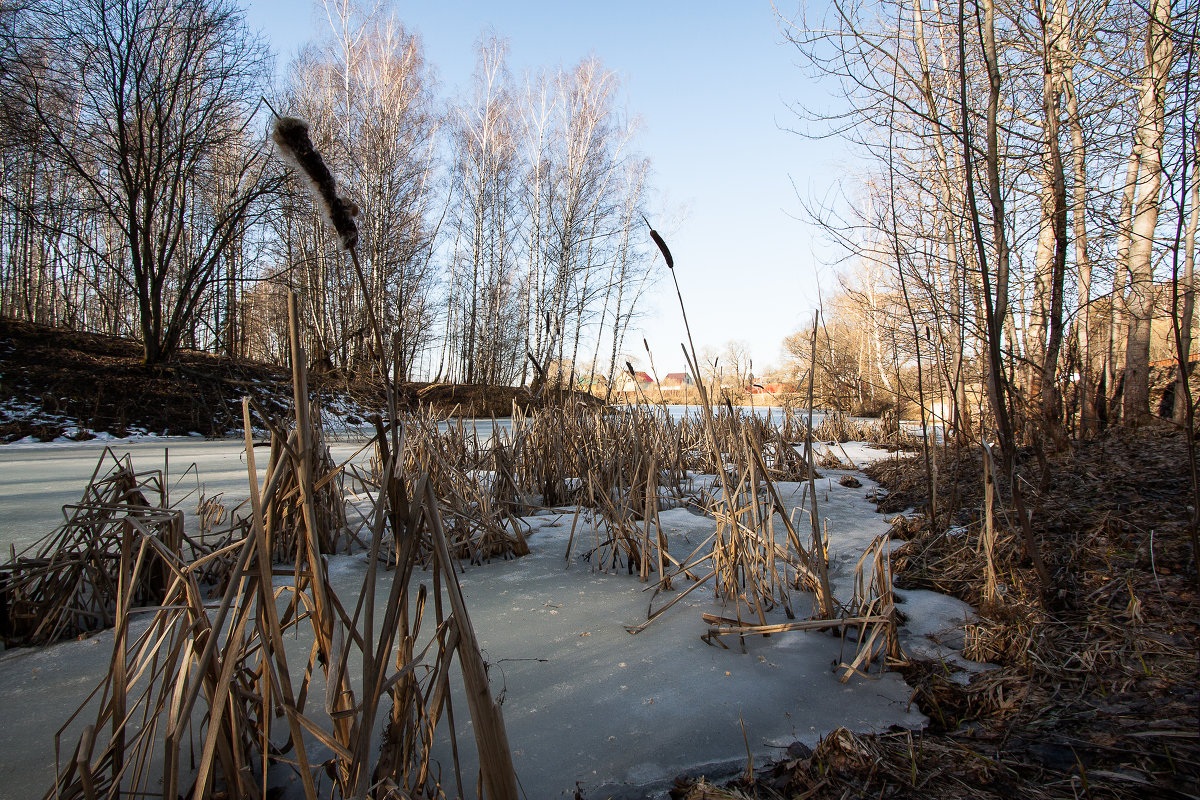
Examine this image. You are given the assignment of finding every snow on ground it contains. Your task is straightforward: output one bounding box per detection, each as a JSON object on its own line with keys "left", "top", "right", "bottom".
{"left": 0, "top": 437, "right": 984, "bottom": 799}
{"left": 0, "top": 383, "right": 378, "bottom": 443}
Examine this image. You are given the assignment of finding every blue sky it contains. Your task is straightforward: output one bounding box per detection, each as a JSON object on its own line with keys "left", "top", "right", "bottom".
{"left": 241, "top": 1, "right": 847, "bottom": 375}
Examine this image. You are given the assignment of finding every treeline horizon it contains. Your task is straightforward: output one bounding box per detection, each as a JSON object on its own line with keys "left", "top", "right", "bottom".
{"left": 0, "top": 0, "right": 662, "bottom": 388}
{"left": 2, "top": 0, "right": 1198, "bottom": 452}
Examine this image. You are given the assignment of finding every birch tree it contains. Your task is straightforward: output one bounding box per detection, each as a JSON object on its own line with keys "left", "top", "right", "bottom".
{"left": 276, "top": 0, "right": 438, "bottom": 376}
{"left": 1123, "top": 0, "right": 1175, "bottom": 424}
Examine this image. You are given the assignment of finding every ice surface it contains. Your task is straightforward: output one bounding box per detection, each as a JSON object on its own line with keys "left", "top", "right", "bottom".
{"left": 895, "top": 589, "right": 993, "bottom": 683}
{"left": 0, "top": 438, "right": 984, "bottom": 799}
{"left": 441, "top": 509, "right": 925, "bottom": 798}
{"left": 0, "top": 439, "right": 369, "bottom": 554}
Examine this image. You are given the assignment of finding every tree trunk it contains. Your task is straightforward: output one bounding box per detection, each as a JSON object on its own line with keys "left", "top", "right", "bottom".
{"left": 1123, "top": 0, "right": 1174, "bottom": 426}
{"left": 1176, "top": 125, "right": 1199, "bottom": 424}
{"left": 1064, "top": 49, "right": 1096, "bottom": 435}
{"left": 1037, "top": 0, "right": 1069, "bottom": 448}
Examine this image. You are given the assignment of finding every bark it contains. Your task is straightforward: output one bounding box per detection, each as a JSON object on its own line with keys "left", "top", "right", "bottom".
{"left": 1176, "top": 120, "right": 1199, "bottom": 423}
{"left": 1123, "top": 0, "right": 1174, "bottom": 425}
{"left": 1064, "top": 44, "right": 1097, "bottom": 435}
{"left": 1037, "top": 0, "right": 1070, "bottom": 447}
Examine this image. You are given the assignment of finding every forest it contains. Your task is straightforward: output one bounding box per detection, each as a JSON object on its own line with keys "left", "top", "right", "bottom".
{"left": 0, "top": 0, "right": 656, "bottom": 389}
{"left": 0, "top": 0, "right": 1196, "bottom": 443}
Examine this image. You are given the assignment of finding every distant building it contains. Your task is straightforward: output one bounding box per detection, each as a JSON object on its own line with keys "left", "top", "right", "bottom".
{"left": 660, "top": 372, "right": 693, "bottom": 392}
{"left": 614, "top": 371, "right": 654, "bottom": 392}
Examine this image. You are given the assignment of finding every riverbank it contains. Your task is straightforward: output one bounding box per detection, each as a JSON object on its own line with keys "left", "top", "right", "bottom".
{"left": 0, "top": 318, "right": 595, "bottom": 442}
{"left": 684, "top": 425, "right": 1199, "bottom": 799}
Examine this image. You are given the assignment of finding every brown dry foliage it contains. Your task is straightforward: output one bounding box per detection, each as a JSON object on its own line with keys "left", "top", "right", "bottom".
{"left": 685, "top": 426, "right": 1199, "bottom": 800}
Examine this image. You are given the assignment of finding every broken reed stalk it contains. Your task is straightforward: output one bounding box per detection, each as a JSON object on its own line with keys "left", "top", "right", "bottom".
{"left": 421, "top": 478, "right": 518, "bottom": 800}
{"left": 837, "top": 534, "right": 904, "bottom": 680}
{"left": 287, "top": 292, "right": 337, "bottom": 665}
{"left": 981, "top": 442, "right": 999, "bottom": 604}
{"left": 284, "top": 294, "right": 361, "bottom": 789}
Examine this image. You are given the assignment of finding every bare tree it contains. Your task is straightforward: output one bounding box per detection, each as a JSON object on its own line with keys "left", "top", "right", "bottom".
{"left": 447, "top": 35, "right": 522, "bottom": 384}
{"left": 441, "top": 53, "right": 653, "bottom": 388}
{"left": 8, "top": 0, "right": 275, "bottom": 363}
{"left": 275, "top": 0, "right": 439, "bottom": 378}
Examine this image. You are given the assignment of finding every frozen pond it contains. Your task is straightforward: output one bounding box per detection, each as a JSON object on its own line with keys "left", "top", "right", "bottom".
{"left": 0, "top": 437, "right": 371, "bottom": 555}
{"left": 0, "top": 437, "right": 976, "bottom": 798}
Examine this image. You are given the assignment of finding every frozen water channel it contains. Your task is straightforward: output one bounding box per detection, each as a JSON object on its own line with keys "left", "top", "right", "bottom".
{"left": 0, "top": 436, "right": 978, "bottom": 799}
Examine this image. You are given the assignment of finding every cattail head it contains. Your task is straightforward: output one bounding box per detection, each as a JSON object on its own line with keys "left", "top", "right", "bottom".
{"left": 272, "top": 116, "right": 359, "bottom": 250}
{"left": 641, "top": 214, "right": 674, "bottom": 270}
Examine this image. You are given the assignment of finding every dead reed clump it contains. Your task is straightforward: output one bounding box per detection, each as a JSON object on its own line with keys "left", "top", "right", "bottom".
{"left": 837, "top": 534, "right": 905, "bottom": 679}
{"left": 647, "top": 405, "right": 836, "bottom": 630}
{"left": 249, "top": 417, "right": 351, "bottom": 560}
{"left": 807, "top": 409, "right": 924, "bottom": 448}
{"left": 44, "top": 460, "right": 518, "bottom": 800}
{"left": 697, "top": 533, "right": 904, "bottom": 681}
{"left": 0, "top": 449, "right": 184, "bottom": 646}
{"left": 44, "top": 281, "right": 520, "bottom": 799}
{"left": 883, "top": 513, "right": 921, "bottom": 540}
{"left": 812, "top": 410, "right": 856, "bottom": 443}
{"left": 385, "top": 403, "right": 693, "bottom": 580}
{"left": 394, "top": 411, "right": 531, "bottom": 565}
{"left": 961, "top": 610, "right": 1034, "bottom": 664}
{"left": 816, "top": 447, "right": 851, "bottom": 471}
{"left": 601, "top": 396, "right": 903, "bottom": 676}
{"left": 564, "top": 406, "right": 687, "bottom": 579}
{"left": 722, "top": 726, "right": 1021, "bottom": 800}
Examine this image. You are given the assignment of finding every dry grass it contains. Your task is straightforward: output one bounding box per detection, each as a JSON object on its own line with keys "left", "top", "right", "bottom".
{"left": 38, "top": 300, "right": 519, "bottom": 800}
{"left": 683, "top": 426, "right": 1200, "bottom": 800}
{"left": 0, "top": 449, "right": 231, "bottom": 646}
{"left": 10, "top": 334, "right": 932, "bottom": 797}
